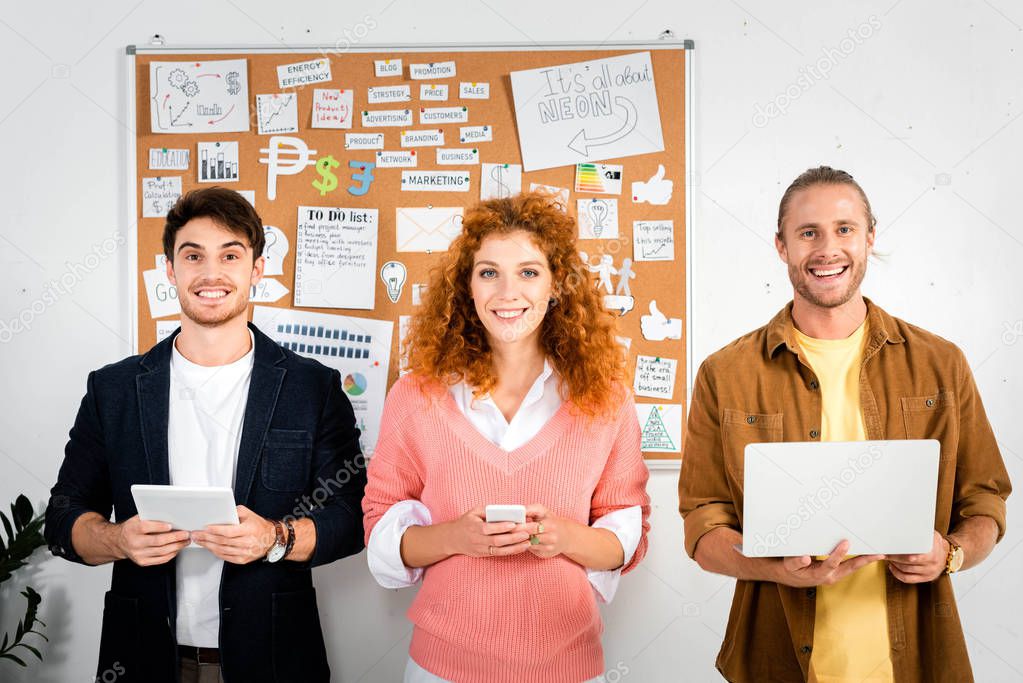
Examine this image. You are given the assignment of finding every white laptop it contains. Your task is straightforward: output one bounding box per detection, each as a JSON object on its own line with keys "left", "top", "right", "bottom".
{"left": 741, "top": 440, "right": 939, "bottom": 557}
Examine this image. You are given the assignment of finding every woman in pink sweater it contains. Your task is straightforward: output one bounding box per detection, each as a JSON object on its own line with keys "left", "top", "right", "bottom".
{"left": 362, "top": 192, "right": 651, "bottom": 683}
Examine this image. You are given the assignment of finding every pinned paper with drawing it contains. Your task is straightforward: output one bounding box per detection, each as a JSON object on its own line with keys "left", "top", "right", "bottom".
{"left": 396, "top": 206, "right": 463, "bottom": 252}
{"left": 259, "top": 136, "right": 317, "bottom": 201}
{"left": 636, "top": 403, "right": 682, "bottom": 453}
{"left": 250, "top": 278, "right": 290, "bottom": 303}
{"left": 312, "top": 88, "right": 353, "bottom": 129}
{"left": 252, "top": 306, "right": 393, "bottom": 455}
{"left": 197, "top": 142, "right": 239, "bottom": 183}
{"left": 640, "top": 300, "right": 682, "bottom": 341}
{"left": 262, "top": 225, "right": 290, "bottom": 276}
{"left": 575, "top": 163, "right": 622, "bottom": 194}
{"left": 156, "top": 319, "right": 179, "bottom": 343}
{"left": 257, "top": 94, "right": 299, "bottom": 135}
{"left": 142, "top": 268, "right": 180, "bottom": 318}
{"left": 380, "top": 261, "right": 407, "bottom": 303}
{"left": 580, "top": 251, "right": 635, "bottom": 315}
{"left": 481, "top": 163, "right": 521, "bottom": 200}
{"left": 294, "top": 206, "right": 379, "bottom": 310}
{"left": 577, "top": 198, "right": 619, "bottom": 239}
{"left": 150, "top": 59, "right": 249, "bottom": 134}
{"left": 149, "top": 148, "right": 189, "bottom": 170}
{"left": 141, "top": 177, "right": 182, "bottom": 218}
{"left": 633, "top": 220, "right": 674, "bottom": 261}
{"left": 632, "top": 164, "right": 673, "bottom": 205}
{"left": 634, "top": 355, "right": 677, "bottom": 400}
{"left": 529, "top": 183, "right": 570, "bottom": 211}
{"left": 510, "top": 51, "right": 664, "bottom": 171}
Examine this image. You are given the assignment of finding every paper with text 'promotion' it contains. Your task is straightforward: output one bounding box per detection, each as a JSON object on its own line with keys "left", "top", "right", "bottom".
{"left": 510, "top": 51, "right": 664, "bottom": 171}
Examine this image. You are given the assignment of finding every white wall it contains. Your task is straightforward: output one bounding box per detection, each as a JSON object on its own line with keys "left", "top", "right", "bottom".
{"left": 1, "top": 1, "right": 1020, "bottom": 681}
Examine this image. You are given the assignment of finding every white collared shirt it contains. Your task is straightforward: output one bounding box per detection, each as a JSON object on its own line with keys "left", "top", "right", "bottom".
{"left": 366, "top": 360, "right": 642, "bottom": 603}
{"left": 167, "top": 331, "right": 254, "bottom": 648}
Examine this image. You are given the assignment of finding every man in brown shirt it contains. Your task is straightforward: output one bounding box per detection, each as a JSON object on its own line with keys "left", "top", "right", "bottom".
{"left": 678, "top": 166, "right": 1011, "bottom": 682}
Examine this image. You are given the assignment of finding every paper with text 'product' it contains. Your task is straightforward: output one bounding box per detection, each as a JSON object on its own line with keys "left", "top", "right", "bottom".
{"left": 277, "top": 58, "right": 332, "bottom": 89}
{"left": 253, "top": 306, "right": 393, "bottom": 456}
{"left": 312, "top": 88, "right": 353, "bottom": 129}
{"left": 401, "top": 171, "right": 471, "bottom": 193}
{"left": 374, "top": 59, "right": 402, "bottom": 77}
{"left": 149, "top": 148, "right": 189, "bottom": 170}
{"left": 633, "top": 355, "right": 678, "bottom": 400}
{"left": 396, "top": 206, "right": 463, "bottom": 252}
{"left": 345, "top": 133, "right": 384, "bottom": 150}
{"left": 636, "top": 403, "right": 682, "bottom": 453}
{"left": 150, "top": 59, "right": 249, "bottom": 134}
{"left": 141, "top": 177, "right": 182, "bottom": 218}
{"left": 633, "top": 220, "right": 674, "bottom": 261}
{"left": 409, "top": 61, "right": 456, "bottom": 80}
{"left": 510, "top": 51, "right": 664, "bottom": 171}
{"left": 294, "top": 206, "right": 379, "bottom": 310}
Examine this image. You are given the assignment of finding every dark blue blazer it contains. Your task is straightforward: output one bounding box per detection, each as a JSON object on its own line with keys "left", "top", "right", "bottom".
{"left": 44, "top": 323, "right": 366, "bottom": 683}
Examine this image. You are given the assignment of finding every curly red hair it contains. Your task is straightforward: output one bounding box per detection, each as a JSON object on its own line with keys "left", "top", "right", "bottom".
{"left": 405, "top": 191, "right": 626, "bottom": 417}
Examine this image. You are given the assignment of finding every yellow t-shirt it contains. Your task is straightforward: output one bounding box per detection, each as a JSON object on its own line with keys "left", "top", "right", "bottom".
{"left": 794, "top": 320, "right": 895, "bottom": 683}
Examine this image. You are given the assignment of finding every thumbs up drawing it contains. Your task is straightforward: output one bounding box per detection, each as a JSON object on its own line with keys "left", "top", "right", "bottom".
{"left": 640, "top": 299, "right": 683, "bottom": 341}
{"left": 631, "top": 164, "right": 673, "bottom": 205}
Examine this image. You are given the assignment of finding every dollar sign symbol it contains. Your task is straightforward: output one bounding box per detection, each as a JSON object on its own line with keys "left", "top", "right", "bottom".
{"left": 312, "top": 155, "right": 339, "bottom": 196}
{"left": 490, "top": 164, "right": 510, "bottom": 198}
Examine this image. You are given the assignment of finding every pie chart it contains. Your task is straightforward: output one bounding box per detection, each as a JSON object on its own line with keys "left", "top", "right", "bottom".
{"left": 343, "top": 372, "right": 367, "bottom": 396}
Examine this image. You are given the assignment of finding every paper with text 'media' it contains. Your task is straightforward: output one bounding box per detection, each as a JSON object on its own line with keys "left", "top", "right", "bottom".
{"left": 510, "top": 51, "right": 664, "bottom": 171}
{"left": 252, "top": 306, "right": 393, "bottom": 456}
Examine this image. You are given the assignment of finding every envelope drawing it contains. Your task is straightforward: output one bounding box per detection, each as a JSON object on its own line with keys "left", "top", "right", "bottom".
{"left": 396, "top": 206, "right": 464, "bottom": 252}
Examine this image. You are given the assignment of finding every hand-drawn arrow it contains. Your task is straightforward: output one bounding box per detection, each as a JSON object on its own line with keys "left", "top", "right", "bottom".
{"left": 209, "top": 104, "right": 235, "bottom": 125}
{"left": 567, "top": 96, "right": 638, "bottom": 156}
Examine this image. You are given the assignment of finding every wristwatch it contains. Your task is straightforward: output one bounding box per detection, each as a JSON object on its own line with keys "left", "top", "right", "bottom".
{"left": 265, "top": 520, "right": 287, "bottom": 563}
{"left": 944, "top": 537, "right": 964, "bottom": 574}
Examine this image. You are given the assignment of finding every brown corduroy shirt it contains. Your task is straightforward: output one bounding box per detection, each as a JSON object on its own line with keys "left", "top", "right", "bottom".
{"left": 678, "top": 299, "right": 1011, "bottom": 683}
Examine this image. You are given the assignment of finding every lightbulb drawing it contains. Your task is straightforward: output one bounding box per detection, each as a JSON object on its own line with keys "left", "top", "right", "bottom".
{"left": 587, "top": 199, "right": 609, "bottom": 238}
{"left": 380, "top": 260, "right": 408, "bottom": 303}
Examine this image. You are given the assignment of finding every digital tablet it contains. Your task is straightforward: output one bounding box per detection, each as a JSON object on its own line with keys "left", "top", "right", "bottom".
{"left": 741, "top": 439, "right": 939, "bottom": 557}
{"left": 130, "top": 485, "right": 239, "bottom": 544}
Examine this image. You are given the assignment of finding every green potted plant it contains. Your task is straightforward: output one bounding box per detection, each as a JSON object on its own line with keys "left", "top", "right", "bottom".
{"left": 0, "top": 494, "right": 47, "bottom": 667}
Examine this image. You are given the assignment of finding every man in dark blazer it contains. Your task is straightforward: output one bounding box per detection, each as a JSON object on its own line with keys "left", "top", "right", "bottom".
{"left": 45, "top": 188, "right": 366, "bottom": 683}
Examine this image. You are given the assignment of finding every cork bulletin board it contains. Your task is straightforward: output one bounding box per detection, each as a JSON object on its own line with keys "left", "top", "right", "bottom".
{"left": 126, "top": 41, "right": 693, "bottom": 460}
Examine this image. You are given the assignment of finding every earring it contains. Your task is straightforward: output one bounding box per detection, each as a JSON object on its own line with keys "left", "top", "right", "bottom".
{"left": 548, "top": 297, "right": 558, "bottom": 307}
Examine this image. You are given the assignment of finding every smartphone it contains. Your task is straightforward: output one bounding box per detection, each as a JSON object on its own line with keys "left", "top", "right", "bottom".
{"left": 485, "top": 504, "right": 526, "bottom": 524}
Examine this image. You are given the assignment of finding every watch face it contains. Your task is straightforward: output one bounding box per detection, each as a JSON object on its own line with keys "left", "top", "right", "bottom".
{"left": 950, "top": 548, "right": 965, "bottom": 573}
{"left": 267, "top": 544, "right": 286, "bottom": 563}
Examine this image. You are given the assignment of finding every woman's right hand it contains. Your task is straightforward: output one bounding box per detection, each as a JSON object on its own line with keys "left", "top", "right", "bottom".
{"left": 444, "top": 506, "right": 535, "bottom": 558}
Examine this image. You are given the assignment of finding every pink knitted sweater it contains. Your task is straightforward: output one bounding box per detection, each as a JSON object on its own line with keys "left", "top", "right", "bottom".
{"left": 363, "top": 375, "right": 651, "bottom": 683}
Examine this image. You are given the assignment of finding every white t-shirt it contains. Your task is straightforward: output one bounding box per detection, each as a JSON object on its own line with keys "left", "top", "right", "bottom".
{"left": 168, "top": 331, "right": 254, "bottom": 648}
